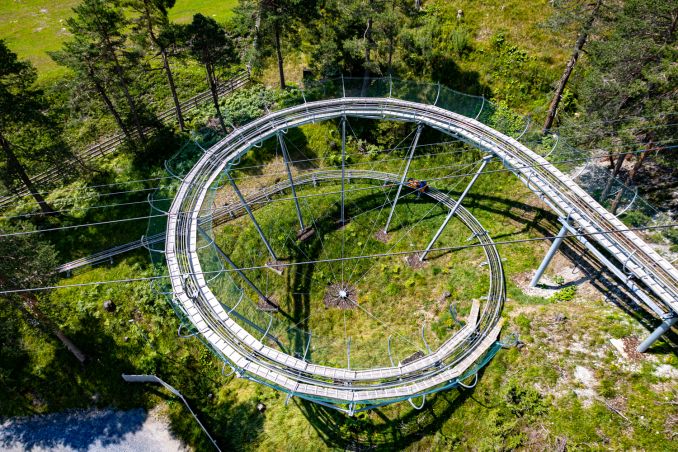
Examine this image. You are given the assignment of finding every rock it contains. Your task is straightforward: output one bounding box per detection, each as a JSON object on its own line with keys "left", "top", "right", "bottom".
{"left": 103, "top": 300, "right": 116, "bottom": 313}
{"left": 123, "top": 336, "right": 130, "bottom": 342}
{"left": 256, "top": 402, "right": 266, "bottom": 413}
{"left": 442, "top": 291, "right": 452, "bottom": 299}
{"left": 553, "top": 313, "right": 567, "bottom": 323}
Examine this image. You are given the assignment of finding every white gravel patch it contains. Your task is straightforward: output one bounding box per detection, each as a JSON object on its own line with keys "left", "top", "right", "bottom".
{"left": 0, "top": 407, "right": 188, "bottom": 452}
{"left": 573, "top": 366, "right": 598, "bottom": 407}
{"left": 654, "top": 364, "right": 678, "bottom": 379}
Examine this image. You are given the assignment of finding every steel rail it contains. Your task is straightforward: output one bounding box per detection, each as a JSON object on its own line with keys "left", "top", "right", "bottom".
{"left": 164, "top": 96, "right": 676, "bottom": 407}
{"left": 169, "top": 170, "right": 503, "bottom": 402}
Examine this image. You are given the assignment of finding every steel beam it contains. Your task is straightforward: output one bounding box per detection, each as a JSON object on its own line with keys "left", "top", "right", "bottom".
{"left": 226, "top": 170, "right": 278, "bottom": 261}
{"left": 420, "top": 155, "right": 493, "bottom": 261}
{"left": 636, "top": 315, "right": 677, "bottom": 353}
{"left": 529, "top": 223, "right": 568, "bottom": 287}
{"left": 384, "top": 123, "right": 424, "bottom": 233}
{"left": 277, "top": 132, "right": 305, "bottom": 230}
{"left": 198, "top": 226, "right": 274, "bottom": 306}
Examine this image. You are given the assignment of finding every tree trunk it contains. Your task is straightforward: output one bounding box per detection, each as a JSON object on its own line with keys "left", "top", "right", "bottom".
{"left": 542, "top": 0, "right": 602, "bottom": 134}
{"left": 0, "top": 132, "right": 56, "bottom": 215}
{"left": 600, "top": 151, "right": 626, "bottom": 202}
{"left": 273, "top": 20, "right": 285, "bottom": 89}
{"left": 362, "top": 17, "right": 373, "bottom": 96}
{"left": 206, "top": 64, "right": 227, "bottom": 134}
{"left": 161, "top": 48, "right": 185, "bottom": 131}
{"left": 143, "top": 2, "right": 185, "bottom": 131}
{"left": 387, "top": 35, "right": 394, "bottom": 75}
{"left": 89, "top": 71, "right": 135, "bottom": 147}
{"left": 20, "top": 292, "right": 87, "bottom": 363}
{"left": 103, "top": 36, "right": 147, "bottom": 142}
{"left": 611, "top": 145, "right": 650, "bottom": 214}
{"left": 112, "top": 60, "right": 147, "bottom": 142}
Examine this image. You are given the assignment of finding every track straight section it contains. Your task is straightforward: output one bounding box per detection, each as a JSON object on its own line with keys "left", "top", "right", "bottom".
{"left": 164, "top": 97, "right": 676, "bottom": 409}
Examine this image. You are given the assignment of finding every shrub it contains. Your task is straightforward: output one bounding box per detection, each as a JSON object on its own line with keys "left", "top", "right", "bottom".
{"left": 515, "top": 313, "right": 532, "bottom": 333}
{"left": 503, "top": 380, "right": 549, "bottom": 418}
{"left": 620, "top": 210, "right": 651, "bottom": 227}
{"left": 549, "top": 285, "right": 577, "bottom": 302}
{"left": 449, "top": 27, "right": 471, "bottom": 57}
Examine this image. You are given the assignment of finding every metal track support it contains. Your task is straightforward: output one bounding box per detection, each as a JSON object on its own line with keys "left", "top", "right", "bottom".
{"left": 529, "top": 223, "right": 568, "bottom": 287}
{"left": 637, "top": 315, "right": 678, "bottom": 353}
{"left": 277, "top": 132, "right": 305, "bottom": 230}
{"left": 226, "top": 170, "right": 278, "bottom": 261}
{"left": 420, "top": 155, "right": 493, "bottom": 261}
{"left": 199, "top": 227, "right": 274, "bottom": 306}
{"left": 384, "top": 123, "right": 424, "bottom": 233}
{"left": 340, "top": 116, "right": 347, "bottom": 224}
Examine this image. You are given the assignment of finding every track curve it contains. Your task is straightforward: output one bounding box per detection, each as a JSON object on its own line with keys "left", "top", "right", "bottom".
{"left": 165, "top": 97, "right": 678, "bottom": 409}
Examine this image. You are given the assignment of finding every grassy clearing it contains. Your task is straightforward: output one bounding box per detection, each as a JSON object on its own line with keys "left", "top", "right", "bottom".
{"left": 205, "top": 119, "right": 558, "bottom": 371}
{"left": 168, "top": 0, "right": 238, "bottom": 24}
{"left": 0, "top": 0, "right": 78, "bottom": 80}
{"left": 0, "top": 0, "right": 238, "bottom": 79}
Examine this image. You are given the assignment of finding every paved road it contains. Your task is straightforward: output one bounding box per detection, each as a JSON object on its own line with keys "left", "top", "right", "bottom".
{"left": 0, "top": 408, "right": 188, "bottom": 452}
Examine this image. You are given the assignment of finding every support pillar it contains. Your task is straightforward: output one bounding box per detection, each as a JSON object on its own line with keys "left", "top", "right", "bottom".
{"left": 420, "top": 155, "right": 493, "bottom": 261}
{"left": 277, "top": 132, "right": 304, "bottom": 231}
{"left": 384, "top": 123, "right": 424, "bottom": 233}
{"left": 340, "top": 116, "right": 346, "bottom": 224}
{"left": 529, "top": 223, "right": 569, "bottom": 287}
{"left": 637, "top": 315, "right": 677, "bottom": 353}
{"left": 197, "top": 227, "right": 275, "bottom": 307}
{"left": 226, "top": 170, "right": 278, "bottom": 262}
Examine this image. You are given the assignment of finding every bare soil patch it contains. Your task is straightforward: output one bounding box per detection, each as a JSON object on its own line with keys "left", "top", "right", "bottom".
{"left": 374, "top": 230, "right": 390, "bottom": 243}
{"left": 404, "top": 253, "right": 427, "bottom": 269}
{"left": 323, "top": 283, "right": 357, "bottom": 309}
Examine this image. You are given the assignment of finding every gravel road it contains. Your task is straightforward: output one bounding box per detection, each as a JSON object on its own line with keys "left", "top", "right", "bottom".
{"left": 0, "top": 407, "right": 188, "bottom": 451}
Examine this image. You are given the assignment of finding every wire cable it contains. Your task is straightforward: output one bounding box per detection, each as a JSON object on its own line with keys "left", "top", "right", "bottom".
{"left": 1, "top": 223, "right": 676, "bottom": 295}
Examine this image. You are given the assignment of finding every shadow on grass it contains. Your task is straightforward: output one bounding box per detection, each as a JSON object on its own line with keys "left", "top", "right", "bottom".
{"left": 295, "top": 366, "right": 489, "bottom": 450}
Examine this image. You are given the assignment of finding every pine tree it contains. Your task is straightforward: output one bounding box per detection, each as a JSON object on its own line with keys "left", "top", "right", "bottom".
{"left": 575, "top": 0, "right": 677, "bottom": 208}
{"left": 183, "top": 14, "right": 237, "bottom": 134}
{"left": 53, "top": 0, "right": 151, "bottom": 145}
{"left": 125, "top": 0, "right": 186, "bottom": 131}
{"left": 0, "top": 41, "right": 63, "bottom": 215}
{"left": 0, "top": 225, "right": 86, "bottom": 363}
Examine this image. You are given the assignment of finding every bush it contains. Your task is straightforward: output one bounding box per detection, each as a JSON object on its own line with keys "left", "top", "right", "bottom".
{"left": 620, "top": 210, "right": 651, "bottom": 227}
{"left": 449, "top": 27, "right": 471, "bottom": 57}
{"left": 549, "top": 285, "right": 577, "bottom": 302}
{"left": 503, "top": 380, "right": 549, "bottom": 418}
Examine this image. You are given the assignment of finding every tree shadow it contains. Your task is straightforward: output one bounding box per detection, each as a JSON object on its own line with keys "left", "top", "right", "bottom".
{"left": 295, "top": 366, "right": 489, "bottom": 450}
{"left": 429, "top": 56, "right": 491, "bottom": 98}
{"left": 0, "top": 409, "right": 150, "bottom": 451}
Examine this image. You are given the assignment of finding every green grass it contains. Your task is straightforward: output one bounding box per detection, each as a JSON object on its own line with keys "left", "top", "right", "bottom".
{"left": 201, "top": 119, "right": 557, "bottom": 370}
{"left": 0, "top": 0, "right": 238, "bottom": 80}
{"left": 2, "top": 120, "right": 676, "bottom": 451}
{"left": 168, "top": 0, "right": 238, "bottom": 24}
{"left": 0, "top": 0, "right": 78, "bottom": 81}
